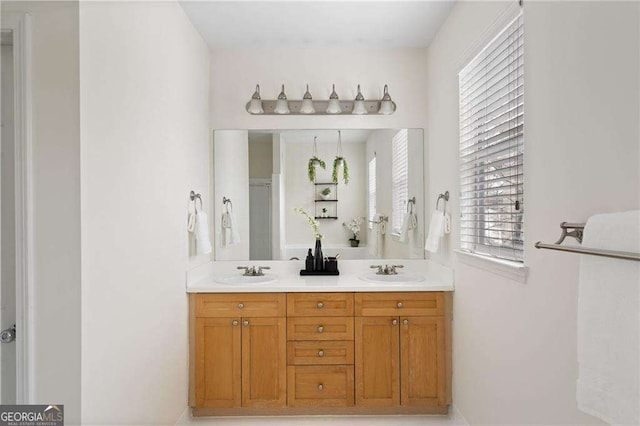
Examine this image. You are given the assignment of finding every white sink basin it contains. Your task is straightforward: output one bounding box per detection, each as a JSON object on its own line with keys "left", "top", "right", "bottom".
{"left": 215, "top": 274, "right": 277, "bottom": 285}
{"left": 359, "top": 272, "right": 425, "bottom": 284}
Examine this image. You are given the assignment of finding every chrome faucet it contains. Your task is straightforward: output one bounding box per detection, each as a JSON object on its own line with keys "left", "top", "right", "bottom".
{"left": 370, "top": 264, "right": 404, "bottom": 275}
{"left": 237, "top": 266, "right": 271, "bottom": 276}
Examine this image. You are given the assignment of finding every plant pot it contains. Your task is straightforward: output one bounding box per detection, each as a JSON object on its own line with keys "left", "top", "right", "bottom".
{"left": 350, "top": 239, "right": 360, "bottom": 248}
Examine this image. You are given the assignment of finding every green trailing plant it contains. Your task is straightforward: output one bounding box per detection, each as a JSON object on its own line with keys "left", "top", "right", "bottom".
{"left": 332, "top": 156, "right": 349, "bottom": 184}
{"left": 308, "top": 156, "right": 326, "bottom": 183}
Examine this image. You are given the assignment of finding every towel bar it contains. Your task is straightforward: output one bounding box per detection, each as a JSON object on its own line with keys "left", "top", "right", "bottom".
{"left": 535, "top": 222, "right": 640, "bottom": 261}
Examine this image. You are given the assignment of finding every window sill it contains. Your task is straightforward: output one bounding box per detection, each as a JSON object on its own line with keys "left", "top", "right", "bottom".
{"left": 454, "top": 250, "right": 528, "bottom": 284}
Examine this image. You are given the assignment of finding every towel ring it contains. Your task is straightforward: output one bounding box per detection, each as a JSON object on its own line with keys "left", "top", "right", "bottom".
{"left": 223, "top": 196, "right": 233, "bottom": 212}
{"left": 436, "top": 191, "right": 449, "bottom": 214}
{"left": 190, "top": 191, "right": 203, "bottom": 212}
{"left": 406, "top": 197, "right": 416, "bottom": 214}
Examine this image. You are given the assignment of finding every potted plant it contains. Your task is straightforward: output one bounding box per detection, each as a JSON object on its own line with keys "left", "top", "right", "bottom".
{"left": 308, "top": 156, "right": 326, "bottom": 183}
{"left": 320, "top": 187, "right": 332, "bottom": 200}
{"left": 321, "top": 207, "right": 328, "bottom": 218}
{"left": 343, "top": 217, "right": 364, "bottom": 247}
{"left": 332, "top": 156, "right": 349, "bottom": 184}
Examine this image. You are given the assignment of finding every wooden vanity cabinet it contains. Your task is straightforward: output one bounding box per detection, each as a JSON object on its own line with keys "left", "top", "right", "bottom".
{"left": 190, "top": 291, "right": 451, "bottom": 416}
{"left": 189, "top": 294, "right": 286, "bottom": 409}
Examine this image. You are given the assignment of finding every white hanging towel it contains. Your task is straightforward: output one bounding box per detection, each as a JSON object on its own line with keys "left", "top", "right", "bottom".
{"left": 577, "top": 210, "right": 639, "bottom": 425}
{"left": 194, "top": 210, "right": 212, "bottom": 255}
{"left": 221, "top": 210, "right": 241, "bottom": 247}
{"left": 425, "top": 211, "right": 450, "bottom": 253}
{"left": 368, "top": 215, "right": 386, "bottom": 258}
{"left": 398, "top": 212, "right": 418, "bottom": 244}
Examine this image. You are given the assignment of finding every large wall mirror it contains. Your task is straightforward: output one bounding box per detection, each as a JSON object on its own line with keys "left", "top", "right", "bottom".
{"left": 213, "top": 129, "right": 425, "bottom": 261}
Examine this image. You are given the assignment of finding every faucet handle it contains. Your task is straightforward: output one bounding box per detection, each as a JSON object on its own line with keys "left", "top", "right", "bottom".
{"left": 392, "top": 264, "right": 404, "bottom": 269}
{"left": 258, "top": 266, "right": 271, "bottom": 275}
{"left": 237, "top": 266, "right": 249, "bottom": 273}
{"left": 370, "top": 265, "right": 383, "bottom": 274}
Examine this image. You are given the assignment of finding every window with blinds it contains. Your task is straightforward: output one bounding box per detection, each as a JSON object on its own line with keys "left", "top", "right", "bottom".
{"left": 368, "top": 156, "right": 377, "bottom": 229}
{"left": 459, "top": 13, "right": 524, "bottom": 262}
{"left": 391, "top": 129, "right": 409, "bottom": 234}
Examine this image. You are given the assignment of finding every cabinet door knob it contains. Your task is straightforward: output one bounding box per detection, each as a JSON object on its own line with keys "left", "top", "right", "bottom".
{"left": 317, "top": 325, "right": 324, "bottom": 333}
{"left": 403, "top": 319, "right": 409, "bottom": 326}
{"left": 232, "top": 320, "right": 239, "bottom": 326}
{"left": 238, "top": 303, "right": 244, "bottom": 309}
{"left": 397, "top": 302, "right": 403, "bottom": 308}
{"left": 243, "top": 320, "right": 249, "bottom": 326}
{"left": 318, "top": 350, "right": 324, "bottom": 357}
{"left": 392, "top": 319, "right": 398, "bottom": 326}
{"left": 317, "top": 384, "right": 324, "bottom": 391}
{"left": 316, "top": 302, "right": 324, "bottom": 309}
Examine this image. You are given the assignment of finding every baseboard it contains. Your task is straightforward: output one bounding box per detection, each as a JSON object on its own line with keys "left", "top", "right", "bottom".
{"left": 174, "top": 407, "right": 191, "bottom": 425}
{"left": 450, "top": 404, "right": 469, "bottom": 425}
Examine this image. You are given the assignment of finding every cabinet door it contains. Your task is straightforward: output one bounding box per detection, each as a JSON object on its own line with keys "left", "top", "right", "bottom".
{"left": 355, "top": 316, "right": 399, "bottom": 407}
{"left": 195, "top": 317, "right": 241, "bottom": 408}
{"left": 400, "top": 316, "right": 446, "bottom": 406}
{"left": 241, "top": 317, "right": 287, "bottom": 407}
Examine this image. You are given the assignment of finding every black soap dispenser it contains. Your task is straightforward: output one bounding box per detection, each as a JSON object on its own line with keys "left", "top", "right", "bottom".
{"left": 305, "top": 248, "right": 314, "bottom": 272}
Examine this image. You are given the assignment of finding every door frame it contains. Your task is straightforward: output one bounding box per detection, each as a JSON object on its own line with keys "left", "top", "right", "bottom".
{"left": 249, "top": 178, "right": 272, "bottom": 259}
{"left": 1, "top": 12, "right": 34, "bottom": 404}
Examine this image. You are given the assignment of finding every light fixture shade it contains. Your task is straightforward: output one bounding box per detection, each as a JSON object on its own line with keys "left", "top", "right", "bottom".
{"left": 352, "top": 84, "right": 367, "bottom": 115}
{"left": 274, "top": 84, "right": 290, "bottom": 114}
{"left": 378, "top": 84, "right": 395, "bottom": 115}
{"left": 326, "top": 84, "right": 341, "bottom": 114}
{"left": 300, "top": 84, "right": 315, "bottom": 114}
{"left": 247, "top": 84, "right": 264, "bottom": 114}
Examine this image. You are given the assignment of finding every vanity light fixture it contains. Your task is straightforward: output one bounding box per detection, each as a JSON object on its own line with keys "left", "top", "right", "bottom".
{"left": 274, "top": 84, "right": 290, "bottom": 114}
{"left": 352, "top": 84, "right": 367, "bottom": 115}
{"left": 300, "top": 84, "right": 315, "bottom": 114}
{"left": 247, "top": 85, "right": 264, "bottom": 114}
{"left": 245, "top": 84, "right": 396, "bottom": 115}
{"left": 378, "top": 84, "right": 395, "bottom": 115}
{"left": 326, "top": 84, "right": 342, "bottom": 114}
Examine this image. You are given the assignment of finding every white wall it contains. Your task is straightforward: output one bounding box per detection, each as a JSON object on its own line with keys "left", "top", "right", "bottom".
{"left": 213, "top": 130, "right": 250, "bottom": 260}
{"left": 80, "top": 2, "right": 210, "bottom": 424}
{"left": 426, "top": 1, "right": 639, "bottom": 424}
{"left": 1, "top": 2, "right": 81, "bottom": 422}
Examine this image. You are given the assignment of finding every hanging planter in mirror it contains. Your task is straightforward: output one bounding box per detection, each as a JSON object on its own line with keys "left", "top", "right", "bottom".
{"left": 308, "top": 136, "right": 326, "bottom": 183}
{"left": 332, "top": 131, "right": 350, "bottom": 184}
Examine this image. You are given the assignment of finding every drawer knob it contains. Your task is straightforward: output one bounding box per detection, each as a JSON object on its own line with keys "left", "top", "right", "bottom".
{"left": 232, "top": 320, "right": 239, "bottom": 326}
{"left": 317, "top": 301, "right": 324, "bottom": 309}
{"left": 243, "top": 320, "right": 249, "bottom": 326}
{"left": 392, "top": 319, "right": 398, "bottom": 326}
{"left": 317, "top": 325, "right": 324, "bottom": 333}
{"left": 318, "top": 350, "right": 324, "bottom": 357}
{"left": 397, "top": 302, "right": 403, "bottom": 308}
{"left": 238, "top": 303, "right": 244, "bottom": 309}
{"left": 317, "top": 384, "right": 324, "bottom": 391}
{"left": 403, "top": 319, "right": 409, "bottom": 326}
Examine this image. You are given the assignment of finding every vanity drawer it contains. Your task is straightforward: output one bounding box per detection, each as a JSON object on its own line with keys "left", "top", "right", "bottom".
{"left": 287, "top": 365, "right": 354, "bottom": 407}
{"left": 287, "top": 317, "right": 354, "bottom": 341}
{"left": 287, "top": 293, "right": 354, "bottom": 317}
{"left": 194, "top": 293, "right": 286, "bottom": 318}
{"left": 287, "top": 341, "right": 354, "bottom": 365}
{"left": 355, "top": 292, "right": 444, "bottom": 317}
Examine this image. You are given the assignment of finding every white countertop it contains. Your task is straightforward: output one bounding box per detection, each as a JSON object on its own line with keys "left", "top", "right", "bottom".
{"left": 186, "top": 259, "right": 454, "bottom": 293}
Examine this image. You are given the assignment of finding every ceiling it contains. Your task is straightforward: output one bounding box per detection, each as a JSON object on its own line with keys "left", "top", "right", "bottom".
{"left": 179, "top": 1, "right": 456, "bottom": 49}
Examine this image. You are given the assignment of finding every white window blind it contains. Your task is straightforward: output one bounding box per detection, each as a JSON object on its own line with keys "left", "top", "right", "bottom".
{"left": 368, "top": 156, "right": 377, "bottom": 229}
{"left": 391, "top": 129, "right": 409, "bottom": 234}
{"left": 459, "top": 13, "right": 524, "bottom": 262}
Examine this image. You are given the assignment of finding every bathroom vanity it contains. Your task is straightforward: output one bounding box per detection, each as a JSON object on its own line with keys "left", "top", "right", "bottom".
{"left": 187, "top": 260, "right": 453, "bottom": 417}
